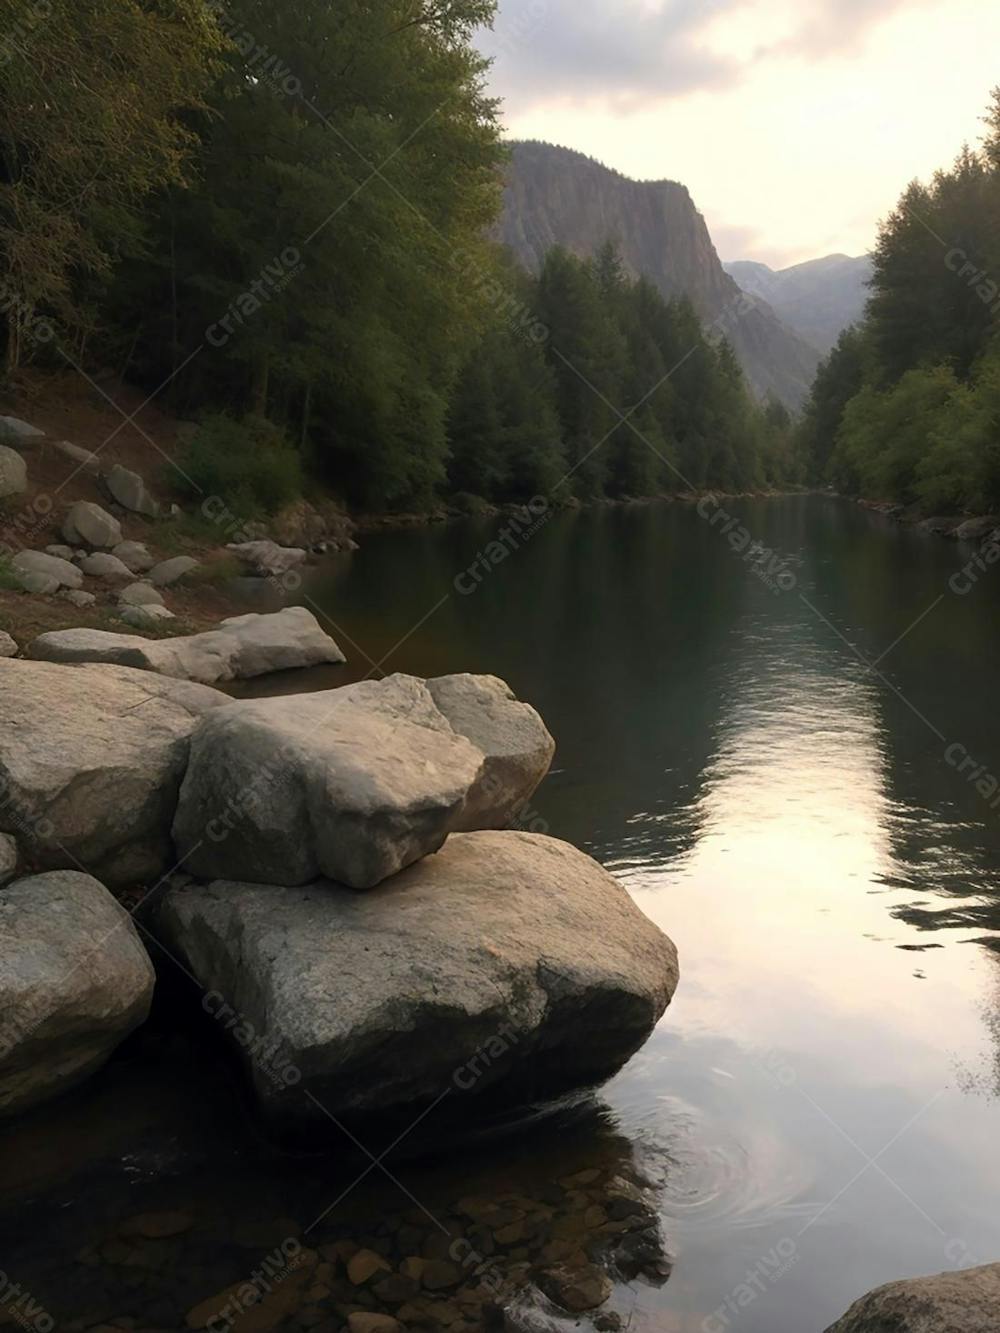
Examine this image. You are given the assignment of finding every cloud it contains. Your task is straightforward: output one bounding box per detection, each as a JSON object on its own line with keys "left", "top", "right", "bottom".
{"left": 479, "top": 0, "right": 739, "bottom": 110}
{"left": 764, "top": 0, "right": 939, "bottom": 57}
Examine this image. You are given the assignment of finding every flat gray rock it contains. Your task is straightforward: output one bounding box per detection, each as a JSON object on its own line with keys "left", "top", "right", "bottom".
{"left": 172, "top": 674, "right": 485, "bottom": 888}
{"left": 825, "top": 1262, "right": 1000, "bottom": 1332}
{"left": 52, "top": 439, "right": 100, "bottom": 473}
{"left": 80, "top": 551, "right": 134, "bottom": 580}
{"left": 0, "top": 659, "right": 228, "bottom": 886}
{"left": 63, "top": 500, "right": 122, "bottom": 549}
{"left": 155, "top": 831, "right": 679, "bottom": 1126}
{"left": 105, "top": 463, "right": 159, "bottom": 517}
{"left": 0, "top": 445, "right": 27, "bottom": 497}
{"left": 119, "top": 582, "right": 165, "bottom": 607}
{"left": 0, "top": 870, "right": 154, "bottom": 1117}
{"left": 113, "top": 541, "right": 155, "bottom": 574}
{"left": 11, "top": 549, "right": 83, "bottom": 590}
{"left": 29, "top": 607, "right": 345, "bottom": 685}
{"left": 149, "top": 556, "right": 199, "bottom": 587}
{"left": 427, "top": 674, "right": 555, "bottom": 830}
{"left": 0, "top": 416, "right": 44, "bottom": 444}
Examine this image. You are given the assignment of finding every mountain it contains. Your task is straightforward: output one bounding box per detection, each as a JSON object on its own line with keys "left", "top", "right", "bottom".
{"left": 496, "top": 141, "right": 822, "bottom": 410}
{"left": 724, "top": 254, "right": 873, "bottom": 356}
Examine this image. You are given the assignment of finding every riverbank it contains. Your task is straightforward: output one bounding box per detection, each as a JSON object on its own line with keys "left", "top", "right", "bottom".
{"left": 855, "top": 496, "right": 1000, "bottom": 544}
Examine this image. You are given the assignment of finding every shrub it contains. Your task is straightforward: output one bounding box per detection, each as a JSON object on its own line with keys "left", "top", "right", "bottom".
{"left": 173, "top": 414, "right": 302, "bottom": 518}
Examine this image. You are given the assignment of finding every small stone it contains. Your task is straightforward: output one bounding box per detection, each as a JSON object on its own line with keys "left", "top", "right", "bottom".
{"left": 560, "top": 1170, "right": 602, "bottom": 1189}
{"left": 421, "top": 1259, "right": 461, "bottom": 1291}
{"left": 594, "top": 1315, "right": 624, "bottom": 1331}
{"left": 45, "top": 545, "right": 75, "bottom": 560}
{"left": 149, "top": 555, "right": 199, "bottom": 587}
{"left": 373, "top": 1273, "right": 420, "bottom": 1303}
{"left": 58, "top": 589, "right": 97, "bottom": 608}
{"left": 0, "top": 416, "right": 44, "bottom": 443}
{"left": 539, "top": 1263, "right": 613, "bottom": 1313}
{"left": 113, "top": 541, "right": 156, "bottom": 574}
{"left": 347, "top": 1316, "right": 402, "bottom": 1333}
{"left": 0, "top": 631, "right": 16, "bottom": 658}
{"left": 119, "top": 582, "right": 165, "bottom": 607}
{"left": 493, "top": 1221, "right": 527, "bottom": 1246}
{"left": 347, "top": 1249, "right": 391, "bottom": 1286}
{"left": 52, "top": 439, "right": 100, "bottom": 473}
{"left": 119, "top": 603, "right": 175, "bottom": 629}
{"left": 80, "top": 552, "right": 135, "bottom": 580}
{"left": 399, "top": 1256, "right": 425, "bottom": 1281}
{"left": 583, "top": 1205, "right": 607, "bottom": 1228}
{"left": 121, "top": 1211, "right": 194, "bottom": 1239}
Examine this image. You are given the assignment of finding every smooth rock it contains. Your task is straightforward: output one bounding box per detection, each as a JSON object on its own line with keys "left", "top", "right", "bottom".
{"left": 155, "top": 831, "right": 679, "bottom": 1125}
{"left": 0, "top": 631, "right": 16, "bottom": 658}
{"left": 119, "top": 582, "right": 165, "bottom": 608}
{"left": 63, "top": 500, "right": 122, "bottom": 548}
{"left": 29, "top": 608, "right": 345, "bottom": 685}
{"left": 119, "top": 603, "right": 175, "bottom": 629}
{"left": 105, "top": 463, "right": 159, "bottom": 517}
{"left": 226, "top": 539, "right": 307, "bottom": 577}
{"left": 52, "top": 439, "right": 100, "bottom": 473}
{"left": 45, "top": 544, "right": 75, "bottom": 560}
{"left": 80, "top": 552, "right": 134, "bottom": 580}
{"left": 15, "top": 571, "right": 59, "bottom": 594}
{"left": 149, "top": 556, "right": 199, "bottom": 587}
{"left": 0, "top": 445, "right": 28, "bottom": 497}
{"left": 113, "top": 541, "right": 156, "bottom": 574}
{"left": 427, "top": 674, "right": 555, "bottom": 830}
{"left": 825, "top": 1262, "right": 1000, "bottom": 1332}
{"left": 0, "top": 416, "right": 44, "bottom": 444}
{"left": 0, "top": 659, "right": 228, "bottom": 885}
{"left": 11, "top": 549, "right": 83, "bottom": 590}
{"left": 539, "top": 1264, "right": 612, "bottom": 1313}
{"left": 58, "top": 589, "right": 97, "bottom": 608}
{"left": 0, "top": 871, "right": 154, "bottom": 1117}
{"left": 171, "top": 675, "right": 485, "bottom": 888}
{"left": 0, "top": 834, "right": 17, "bottom": 885}
{"left": 348, "top": 1250, "right": 392, "bottom": 1286}
{"left": 955, "top": 516, "right": 1000, "bottom": 544}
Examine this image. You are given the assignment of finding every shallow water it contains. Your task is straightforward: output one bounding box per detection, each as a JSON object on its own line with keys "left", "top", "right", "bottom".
{"left": 7, "top": 496, "right": 1000, "bottom": 1332}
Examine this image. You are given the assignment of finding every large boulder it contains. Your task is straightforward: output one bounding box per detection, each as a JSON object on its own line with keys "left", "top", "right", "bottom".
{"left": 0, "top": 659, "right": 228, "bottom": 886}
{"left": 155, "top": 831, "right": 679, "bottom": 1126}
{"left": 0, "top": 871, "right": 154, "bottom": 1117}
{"left": 28, "top": 607, "right": 346, "bottom": 685}
{"left": 11, "top": 549, "right": 83, "bottom": 591}
{"left": 0, "top": 445, "right": 27, "bottom": 498}
{"left": 104, "top": 463, "right": 159, "bottom": 517}
{"left": 63, "top": 500, "right": 122, "bottom": 548}
{"left": 427, "top": 674, "right": 555, "bottom": 830}
{"left": 825, "top": 1262, "right": 1000, "bottom": 1332}
{"left": 226, "top": 539, "right": 307, "bottom": 577}
{"left": 172, "top": 674, "right": 485, "bottom": 888}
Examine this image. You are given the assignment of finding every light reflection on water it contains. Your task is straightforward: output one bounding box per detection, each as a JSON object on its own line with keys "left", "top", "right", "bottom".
{"left": 5, "top": 497, "right": 1000, "bottom": 1332}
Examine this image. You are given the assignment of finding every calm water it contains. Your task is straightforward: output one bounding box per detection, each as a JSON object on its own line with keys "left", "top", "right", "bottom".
{"left": 6, "top": 496, "right": 1000, "bottom": 1332}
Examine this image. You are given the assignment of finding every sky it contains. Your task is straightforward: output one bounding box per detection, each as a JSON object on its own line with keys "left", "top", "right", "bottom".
{"left": 477, "top": 0, "right": 1000, "bottom": 268}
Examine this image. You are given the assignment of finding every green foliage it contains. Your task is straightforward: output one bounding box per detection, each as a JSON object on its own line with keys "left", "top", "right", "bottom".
{"left": 175, "top": 413, "right": 302, "bottom": 516}
{"left": 801, "top": 89, "right": 1000, "bottom": 512}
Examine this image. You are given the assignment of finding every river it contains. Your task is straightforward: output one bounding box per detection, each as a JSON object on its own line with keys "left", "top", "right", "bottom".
{"left": 5, "top": 495, "right": 1000, "bottom": 1332}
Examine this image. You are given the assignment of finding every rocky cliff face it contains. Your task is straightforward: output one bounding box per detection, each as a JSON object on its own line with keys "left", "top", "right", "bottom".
{"left": 725, "top": 254, "right": 873, "bottom": 355}
{"left": 496, "top": 141, "right": 821, "bottom": 409}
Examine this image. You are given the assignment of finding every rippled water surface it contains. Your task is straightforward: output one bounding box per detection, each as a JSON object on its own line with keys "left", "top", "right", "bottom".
{"left": 7, "top": 496, "right": 1000, "bottom": 1332}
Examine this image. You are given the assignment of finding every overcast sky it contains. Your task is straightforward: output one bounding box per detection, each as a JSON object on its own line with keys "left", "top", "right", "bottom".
{"left": 478, "top": 0, "right": 1000, "bottom": 267}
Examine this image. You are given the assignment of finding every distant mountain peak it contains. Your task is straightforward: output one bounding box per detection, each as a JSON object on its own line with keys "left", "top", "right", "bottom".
{"left": 724, "top": 253, "right": 873, "bottom": 355}
{"left": 497, "top": 141, "right": 820, "bottom": 409}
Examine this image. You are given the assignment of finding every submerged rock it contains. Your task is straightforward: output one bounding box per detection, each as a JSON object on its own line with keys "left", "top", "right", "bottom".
{"left": 427, "top": 674, "right": 555, "bottom": 830}
{"left": 0, "top": 870, "right": 154, "bottom": 1117}
{"left": 825, "top": 1262, "right": 1000, "bottom": 1331}
{"left": 29, "top": 607, "right": 346, "bottom": 685}
{"left": 172, "top": 674, "right": 483, "bottom": 888}
{"left": 0, "top": 659, "right": 227, "bottom": 886}
{"left": 155, "top": 831, "right": 679, "bottom": 1127}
